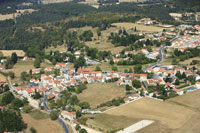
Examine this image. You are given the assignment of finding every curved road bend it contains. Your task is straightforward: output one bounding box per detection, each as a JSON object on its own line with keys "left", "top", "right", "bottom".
{"left": 142, "top": 36, "right": 181, "bottom": 89}
{"left": 43, "top": 94, "right": 69, "bottom": 133}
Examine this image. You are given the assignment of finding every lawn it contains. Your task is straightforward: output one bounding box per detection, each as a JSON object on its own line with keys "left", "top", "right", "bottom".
{"left": 22, "top": 113, "right": 64, "bottom": 133}
{"left": 88, "top": 97, "right": 196, "bottom": 132}
{"left": 77, "top": 83, "right": 125, "bottom": 108}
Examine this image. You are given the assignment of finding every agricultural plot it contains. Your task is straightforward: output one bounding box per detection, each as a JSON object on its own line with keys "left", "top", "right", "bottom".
{"left": 78, "top": 83, "right": 125, "bottom": 108}
{"left": 87, "top": 97, "right": 196, "bottom": 132}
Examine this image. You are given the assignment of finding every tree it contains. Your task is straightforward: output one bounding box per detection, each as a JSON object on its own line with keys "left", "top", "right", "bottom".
{"left": 79, "top": 128, "right": 88, "bottom": 133}
{"left": 112, "top": 66, "right": 118, "bottom": 71}
{"left": 175, "top": 71, "right": 182, "bottom": 79}
{"left": 10, "top": 52, "right": 18, "bottom": 64}
{"left": 74, "top": 56, "right": 86, "bottom": 69}
{"left": 75, "top": 124, "right": 81, "bottom": 131}
{"left": 71, "top": 95, "right": 79, "bottom": 105}
{"left": 11, "top": 98, "right": 24, "bottom": 110}
{"left": 76, "top": 110, "right": 82, "bottom": 119}
{"left": 30, "top": 127, "right": 37, "bottom": 133}
{"left": 97, "top": 28, "right": 101, "bottom": 39}
{"left": 95, "top": 66, "right": 101, "bottom": 71}
{"left": 21, "top": 71, "right": 29, "bottom": 81}
{"left": 132, "top": 79, "right": 141, "bottom": 89}
{"left": 109, "top": 59, "right": 114, "bottom": 65}
{"left": 0, "top": 91, "right": 14, "bottom": 106}
{"left": 8, "top": 71, "right": 15, "bottom": 79}
{"left": 0, "top": 109, "right": 26, "bottom": 132}
{"left": 140, "top": 89, "right": 144, "bottom": 97}
{"left": 79, "top": 102, "right": 90, "bottom": 109}
{"left": 34, "top": 59, "right": 40, "bottom": 68}
{"left": 134, "top": 64, "right": 143, "bottom": 73}
{"left": 50, "top": 111, "right": 58, "bottom": 120}
{"left": 125, "top": 85, "right": 131, "bottom": 91}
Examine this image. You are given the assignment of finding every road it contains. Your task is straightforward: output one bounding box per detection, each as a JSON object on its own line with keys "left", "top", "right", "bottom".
{"left": 144, "top": 35, "right": 181, "bottom": 71}
{"left": 142, "top": 36, "right": 181, "bottom": 89}
{"left": 43, "top": 94, "right": 69, "bottom": 133}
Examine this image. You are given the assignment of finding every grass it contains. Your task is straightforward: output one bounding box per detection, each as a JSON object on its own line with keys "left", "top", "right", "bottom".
{"left": 2, "top": 60, "right": 35, "bottom": 82}
{"left": 168, "top": 89, "right": 200, "bottom": 110}
{"left": 176, "top": 84, "right": 189, "bottom": 89}
{"left": 180, "top": 57, "right": 200, "bottom": 65}
{"left": 28, "top": 110, "right": 49, "bottom": 120}
{"left": 45, "top": 45, "right": 66, "bottom": 54}
{"left": 112, "top": 23, "right": 166, "bottom": 33}
{"left": 22, "top": 112, "right": 64, "bottom": 133}
{"left": 169, "top": 100, "right": 192, "bottom": 108}
{"left": 89, "top": 97, "right": 196, "bottom": 132}
{"left": 87, "top": 62, "right": 134, "bottom": 72}
{"left": 86, "top": 114, "right": 139, "bottom": 132}
{"left": 77, "top": 82, "right": 125, "bottom": 108}
{"left": 0, "top": 50, "right": 25, "bottom": 57}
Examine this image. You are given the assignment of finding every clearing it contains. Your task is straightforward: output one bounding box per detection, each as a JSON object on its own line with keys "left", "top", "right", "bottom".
{"left": 45, "top": 45, "right": 66, "bottom": 54}
{"left": 22, "top": 112, "right": 64, "bottom": 133}
{"left": 0, "top": 50, "right": 25, "bottom": 57}
{"left": 87, "top": 97, "right": 196, "bottom": 132}
{"left": 0, "top": 9, "right": 36, "bottom": 21}
{"left": 77, "top": 83, "right": 125, "bottom": 108}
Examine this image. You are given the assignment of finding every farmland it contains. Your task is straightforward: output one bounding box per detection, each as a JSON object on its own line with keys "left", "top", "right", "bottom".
{"left": 0, "top": 50, "right": 25, "bottom": 57}
{"left": 2, "top": 60, "right": 34, "bottom": 82}
{"left": 22, "top": 113, "right": 64, "bottom": 133}
{"left": 87, "top": 97, "right": 196, "bottom": 132}
{"left": 77, "top": 83, "right": 125, "bottom": 108}
{"left": 112, "top": 23, "right": 166, "bottom": 33}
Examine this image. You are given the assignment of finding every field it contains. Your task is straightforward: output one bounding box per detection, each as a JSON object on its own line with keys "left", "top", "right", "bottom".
{"left": 22, "top": 112, "right": 64, "bottom": 133}
{"left": 87, "top": 62, "right": 134, "bottom": 72}
{"left": 87, "top": 97, "right": 196, "bottom": 132}
{"left": 28, "top": 110, "right": 50, "bottom": 120}
{"left": 0, "top": 73, "right": 6, "bottom": 82}
{"left": 112, "top": 23, "right": 166, "bottom": 33}
{"left": 0, "top": 50, "right": 25, "bottom": 57}
{"left": 179, "top": 57, "right": 200, "bottom": 65}
{"left": 2, "top": 60, "right": 34, "bottom": 82}
{"left": 168, "top": 89, "right": 200, "bottom": 110}
{"left": 0, "top": 9, "right": 36, "bottom": 21}
{"left": 45, "top": 45, "right": 66, "bottom": 54}
{"left": 77, "top": 83, "right": 125, "bottom": 108}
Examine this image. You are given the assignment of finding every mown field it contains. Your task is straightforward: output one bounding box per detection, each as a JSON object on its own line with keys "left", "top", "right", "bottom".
{"left": 78, "top": 83, "right": 125, "bottom": 108}
{"left": 87, "top": 97, "right": 196, "bottom": 132}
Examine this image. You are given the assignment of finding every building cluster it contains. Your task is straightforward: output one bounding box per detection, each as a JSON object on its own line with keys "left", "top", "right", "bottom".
{"left": 137, "top": 18, "right": 158, "bottom": 25}
{"left": 171, "top": 35, "right": 200, "bottom": 50}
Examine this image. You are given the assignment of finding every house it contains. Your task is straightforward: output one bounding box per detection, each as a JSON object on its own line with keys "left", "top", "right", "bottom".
{"left": 44, "top": 66, "right": 53, "bottom": 72}
{"left": 61, "top": 111, "right": 76, "bottom": 121}
{"left": 48, "top": 93, "right": 55, "bottom": 99}
{"left": 196, "top": 82, "right": 200, "bottom": 89}
{"left": 32, "top": 69, "right": 40, "bottom": 74}
{"left": 55, "top": 63, "right": 66, "bottom": 69}
{"left": 173, "top": 88, "right": 183, "bottom": 95}
{"left": 128, "top": 94, "right": 140, "bottom": 100}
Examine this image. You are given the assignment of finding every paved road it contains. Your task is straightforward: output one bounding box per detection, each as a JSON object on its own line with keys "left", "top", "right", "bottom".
{"left": 142, "top": 36, "right": 181, "bottom": 89}
{"left": 144, "top": 35, "right": 181, "bottom": 71}
{"left": 43, "top": 94, "right": 69, "bottom": 133}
